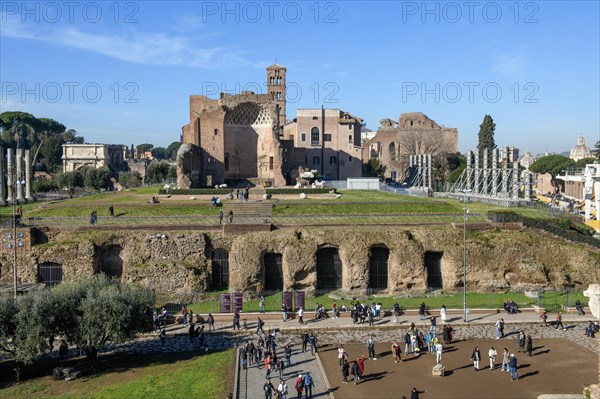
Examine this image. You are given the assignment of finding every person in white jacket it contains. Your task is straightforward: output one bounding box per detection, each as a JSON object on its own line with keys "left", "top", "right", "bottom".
{"left": 278, "top": 379, "right": 288, "bottom": 399}
{"left": 488, "top": 347, "right": 498, "bottom": 371}
{"left": 440, "top": 305, "right": 447, "bottom": 323}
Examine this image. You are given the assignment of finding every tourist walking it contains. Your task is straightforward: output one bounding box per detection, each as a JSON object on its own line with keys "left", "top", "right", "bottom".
{"left": 488, "top": 347, "right": 497, "bottom": 371}
{"left": 309, "top": 333, "right": 318, "bottom": 355}
{"left": 228, "top": 210, "right": 234, "bottom": 223}
{"left": 259, "top": 296, "right": 265, "bottom": 313}
{"left": 294, "top": 375, "right": 305, "bottom": 399}
{"left": 366, "top": 336, "right": 376, "bottom": 360}
{"left": 410, "top": 388, "right": 420, "bottom": 399}
{"left": 264, "top": 378, "right": 275, "bottom": 399}
{"left": 342, "top": 359, "right": 350, "bottom": 383}
{"left": 218, "top": 208, "right": 223, "bottom": 224}
{"left": 440, "top": 305, "right": 447, "bottom": 323}
{"left": 233, "top": 311, "right": 241, "bottom": 331}
{"left": 518, "top": 330, "right": 526, "bottom": 352}
{"left": 540, "top": 309, "right": 548, "bottom": 326}
{"left": 392, "top": 341, "right": 402, "bottom": 363}
{"left": 338, "top": 345, "right": 346, "bottom": 365}
{"left": 277, "top": 379, "right": 288, "bottom": 399}
{"left": 404, "top": 331, "right": 411, "bottom": 355}
{"left": 357, "top": 355, "right": 365, "bottom": 378}
{"left": 419, "top": 302, "right": 426, "bottom": 320}
{"left": 471, "top": 347, "right": 481, "bottom": 371}
{"left": 508, "top": 354, "right": 519, "bottom": 380}
{"left": 303, "top": 372, "right": 314, "bottom": 399}
{"left": 435, "top": 342, "right": 443, "bottom": 363}
{"left": 351, "top": 361, "right": 360, "bottom": 384}
{"left": 298, "top": 307, "right": 304, "bottom": 324}
{"left": 526, "top": 335, "right": 533, "bottom": 357}
{"left": 189, "top": 322, "right": 195, "bottom": 343}
{"left": 501, "top": 348, "right": 510, "bottom": 371}
{"left": 257, "top": 316, "right": 266, "bottom": 334}
{"left": 302, "top": 332, "right": 309, "bottom": 353}
{"left": 282, "top": 304, "right": 288, "bottom": 322}
{"left": 430, "top": 316, "right": 437, "bottom": 335}
{"left": 207, "top": 313, "right": 215, "bottom": 331}
{"left": 555, "top": 312, "right": 566, "bottom": 330}
{"left": 284, "top": 344, "right": 292, "bottom": 367}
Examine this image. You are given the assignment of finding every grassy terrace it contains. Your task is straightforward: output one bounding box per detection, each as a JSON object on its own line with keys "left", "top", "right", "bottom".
{"left": 175, "top": 290, "right": 587, "bottom": 315}
{"left": 0, "top": 186, "right": 554, "bottom": 220}
{"left": 0, "top": 349, "right": 234, "bottom": 399}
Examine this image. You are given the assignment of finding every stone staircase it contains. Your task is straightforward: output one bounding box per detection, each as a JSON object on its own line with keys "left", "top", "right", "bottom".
{"left": 222, "top": 202, "right": 273, "bottom": 224}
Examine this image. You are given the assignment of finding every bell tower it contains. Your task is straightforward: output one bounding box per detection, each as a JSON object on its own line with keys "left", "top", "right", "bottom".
{"left": 266, "top": 64, "right": 286, "bottom": 126}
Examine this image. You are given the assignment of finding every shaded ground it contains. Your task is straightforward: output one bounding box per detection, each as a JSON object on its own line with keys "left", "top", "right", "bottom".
{"left": 317, "top": 339, "right": 598, "bottom": 399}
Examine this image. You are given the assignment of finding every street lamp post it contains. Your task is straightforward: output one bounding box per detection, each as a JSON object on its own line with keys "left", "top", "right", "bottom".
{"left": 7, "top": 149, "right": 26, "bottom": 300}
{"left": 459, "top": 189, "right": 472, "bottom": 322}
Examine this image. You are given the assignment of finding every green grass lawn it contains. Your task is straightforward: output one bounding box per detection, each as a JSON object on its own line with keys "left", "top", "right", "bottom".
{"left": 0, "top": 349, "right": 233, "bottom": 399}
{"left": 178, "top": 290, "right": 587, "bottom": 315}
{"left": 1, "top": 188, "right": 555, "bottom": 220}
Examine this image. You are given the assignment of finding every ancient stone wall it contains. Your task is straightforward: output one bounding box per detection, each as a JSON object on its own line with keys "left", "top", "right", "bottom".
{"left": 1, "top": 226, "right": 598, "bottom": 300}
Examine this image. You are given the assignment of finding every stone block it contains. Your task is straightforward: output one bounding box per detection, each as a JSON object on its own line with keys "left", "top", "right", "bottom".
{"left": 432, "top": 363, "right": 445, "bottom": 376}
{"left": 583, "top": 285, "right": 600, "bottom": 319}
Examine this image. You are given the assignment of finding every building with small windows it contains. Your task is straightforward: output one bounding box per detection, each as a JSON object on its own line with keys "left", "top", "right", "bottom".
{"left": 282, "top": 109, "right": 364, "bottom": 180}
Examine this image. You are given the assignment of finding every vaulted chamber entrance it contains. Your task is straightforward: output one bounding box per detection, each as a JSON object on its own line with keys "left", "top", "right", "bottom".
{"left": 368, "top": 246, "right": 389, "bottom": 290}
{"left": 264, "top": 253, "right": 283, "bottom": 291}
{"left": 38, "top": 262, "right": 63, "bottom": 287}
{"left": 425, "top": 251, "right": 443, "bottom": 289}
{"left": 211, "top": 248, "right": 229, "bottom": 290}
{"left": 316, "top": 247, "right": 342, "bottom": 290}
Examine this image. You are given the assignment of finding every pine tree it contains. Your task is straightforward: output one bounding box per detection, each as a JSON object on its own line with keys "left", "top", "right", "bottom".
{"left": 477, "top": 115, "right": 496, "bottom": 167}
{"left": 477, "top": 115, "right": 496, "bottom": 151}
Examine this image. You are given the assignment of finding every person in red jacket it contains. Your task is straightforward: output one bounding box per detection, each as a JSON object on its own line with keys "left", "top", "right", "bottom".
{"left": 294, "top": 374, "right": 305, "bottom": 399}
{"left": 357, "top": 355, "right": 365, "bottom": 378}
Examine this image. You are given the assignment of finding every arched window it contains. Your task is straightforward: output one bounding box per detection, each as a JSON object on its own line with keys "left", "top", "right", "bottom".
{"left": 316, "top": 247, "right": 342, "bottom": 290}
{"left": 38, "top": 262, "right": 63, "bottom": 287}
{"left": 311, "top": 127, "right": 320, "bottom": 146}
{"left": 368, "top": 247, "right": 389, "bottom": 290}
{"left": 389, "top": 142, "right": 397, "bottom": 161}
{"left": 211, "top": 249, "right": 229, "bottom": 289}
{"left": 264, "top": 253, "right": 283, "bottom": 291}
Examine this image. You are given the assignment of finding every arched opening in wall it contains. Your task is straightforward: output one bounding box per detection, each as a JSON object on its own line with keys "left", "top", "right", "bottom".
{"left": 389, "top": 142, "right": 396, "bottom": 161}
{"left": 100, "top": 245, "right": 123, "bottom": 278}
{"left": 264, "top": 253, "right": 283, "bottom": 291}
{"left": 368, "top": 246, "right": 389, "bottom": 291}
{"left": 38, "top": 262, "right": 63, "bottom": 287}
{"left": 211, "top": 248, "right": 229, "bottom": 290}
{"left": 316, "top": 247, "right": 342, "bottom": 291}
{"left": 424, "top": 251, "right": 443, "bottom": 289}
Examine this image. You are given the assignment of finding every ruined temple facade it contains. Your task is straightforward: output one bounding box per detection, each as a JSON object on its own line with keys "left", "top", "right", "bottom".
{"left": 179, "top": 64, "right": 292, "bottom": 188}
{"left": 362, "top": 113, "right": 458, "bottom": 181}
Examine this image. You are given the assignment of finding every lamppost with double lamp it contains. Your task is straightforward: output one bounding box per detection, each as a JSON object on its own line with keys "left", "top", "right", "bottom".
{"left": 458, "top": 189, "right": 472, "bottom": 322}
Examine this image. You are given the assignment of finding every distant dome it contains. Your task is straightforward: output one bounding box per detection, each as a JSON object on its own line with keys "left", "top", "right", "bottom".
{"left": 519, "top": 150, "right": 537, "bottom": 169}
{"left": 569, "top": 135, "right": 592, "bottom": 161}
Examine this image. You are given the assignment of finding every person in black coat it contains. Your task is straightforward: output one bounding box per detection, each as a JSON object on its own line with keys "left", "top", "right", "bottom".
{"left": 526, "top": 335, "right": 533, "bottom": 357}
{"left": 351, "top": 361, "right": 360, "bottom": 384}
{"left": 471, "top": 347, "right": 481, "bottom": 371}
{"left": 341, "top": 359, "right": 349, "bottom": 383}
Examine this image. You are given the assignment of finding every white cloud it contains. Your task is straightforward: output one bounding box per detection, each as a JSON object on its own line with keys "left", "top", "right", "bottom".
{"left": 0, "top": 13, "right": 249, "bottom": 69}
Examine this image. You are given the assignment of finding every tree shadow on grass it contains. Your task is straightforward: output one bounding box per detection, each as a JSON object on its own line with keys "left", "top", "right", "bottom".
{"left": 0, "top": 348, "right": 231, "bottom": 388}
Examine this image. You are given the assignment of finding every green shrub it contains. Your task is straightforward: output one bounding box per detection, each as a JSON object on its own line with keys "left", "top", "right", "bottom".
{"left": 266, "top": 188, "right": 335, "bottom": 194}
{"left": 158, "top": 188, "right": 232, "bottom": 195}
{"left": 32, "top": 179, "right": 57, "bottom": 193}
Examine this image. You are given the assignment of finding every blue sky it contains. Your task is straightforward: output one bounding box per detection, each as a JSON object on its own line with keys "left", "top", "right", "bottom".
{"left": 1, "top": 1, "right": 598, "bottom": 154}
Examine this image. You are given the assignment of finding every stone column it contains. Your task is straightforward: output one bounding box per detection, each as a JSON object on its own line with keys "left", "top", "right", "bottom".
{"left": 409, "top": 155, "right": 414, "bottom": 167}
{"left": 491, "top": 148, "right": 498, "bottom": 196}
{"left": 6, "top": 148, "right": 14, "bottom": 203}
{"left": 466, "top": 151, "right": 473, "bottom": 191}
{"left": 427, "top": 153, "right": 432, "bottom": 190}
{"left": 16, "top": 149, "right": 24, "bottom": 203}
{"left": 524, "top": 171, "right": 531, "bottom": 201}
{"left": 0, "top": 148, "right": 5, "bottom": 206}
{"left": 25, "top": 149, "right": 32, "bottom": 201}
{"left": 512, "top": 161, "right": 519, "bottom": 200}
{"left": 474, "top": 152, "right": 480, "bottom": 194}
{"left": 418, "top": 154, "right": 424, "bottom": 188}
{"left": 501, "top": 158, "right": 509, "bottom": 196}
{"left": 483, "top": 149, "right": 489, "bottom": 195}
